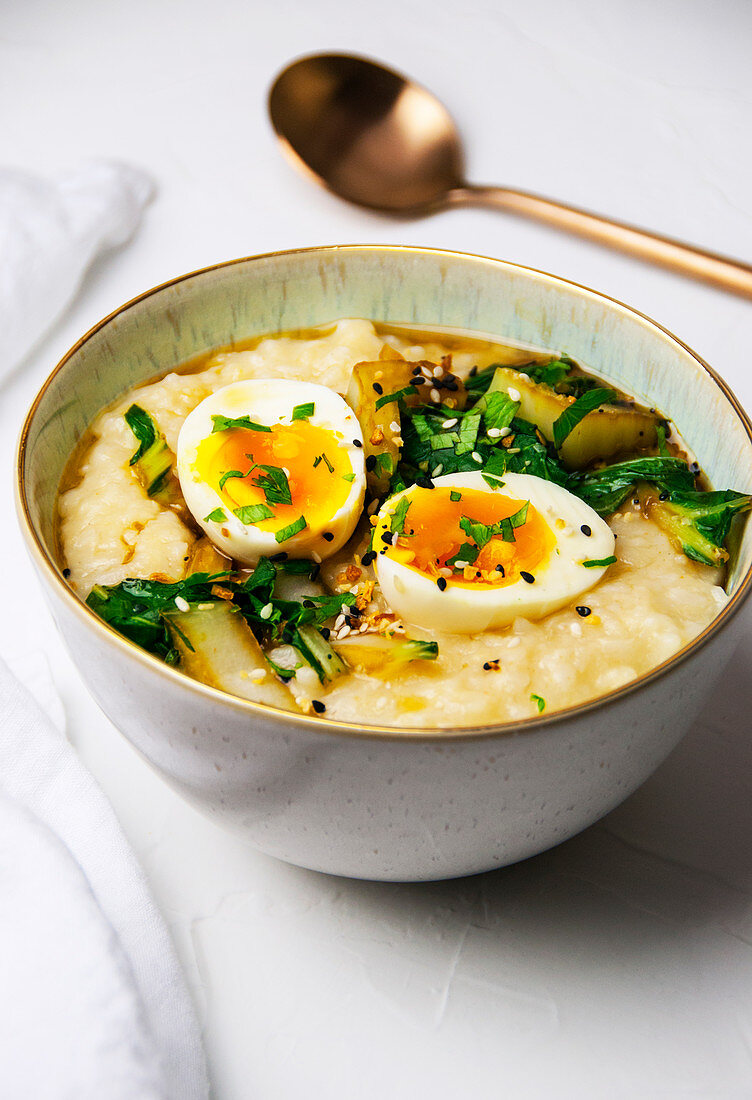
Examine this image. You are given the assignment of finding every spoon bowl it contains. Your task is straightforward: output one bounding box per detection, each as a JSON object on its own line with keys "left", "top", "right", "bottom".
{"left": 269, "top": 52, "right": 752, "bottom": 298}
{"left": 269, "top": 53, "right": 464, "bottom": 214}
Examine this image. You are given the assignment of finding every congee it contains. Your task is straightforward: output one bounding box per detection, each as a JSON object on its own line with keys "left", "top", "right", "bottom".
{"left": 57, "top": 319, "right": 750, "bottom": 727}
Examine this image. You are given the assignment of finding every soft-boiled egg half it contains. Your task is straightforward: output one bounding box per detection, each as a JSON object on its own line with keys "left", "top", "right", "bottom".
{"left": 373, "top": 472, "right": 615, "bottom": 633}
{"left": 177, "top": 379, "right": 366, "bottom": 563}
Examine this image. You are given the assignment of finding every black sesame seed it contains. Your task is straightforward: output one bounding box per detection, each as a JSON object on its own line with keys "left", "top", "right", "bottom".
{"left": 495, "top": 564, "right": 505, "bottom": 576}
{"left": 659, "top": 491, "right": 669, "bottom": 501}
{"left": 483, "top": 662, "right": 492, "bottom": 670}
{"left": 520, "top": 571, "right": 535, "bottom": 584}
{"left": 365, "top": 454, "right": 377, "bottom": 471}
{"left": 632, "top": 497, "right": 640, "bottom": 505}
{"left": 361, "top": 550, "right": 376, "bottom": 566}
{"left": 437, "top": 576, "right": 448, "bottom": 591}
{"left": 469, "top": 365, "right": 478, "bottom": 377}
{"left": 62, "top": 568, "right": 71, "bottom": 578}
{"left": 312, "top": 700, "right": 326, "bottom": 714}
{"left": 302, "top": 599, "right": 315, "bottom": 608}
{"left": 413, "top": 376, "right": 426, "bottom": 385}
{"left": 270, "top": 551, "right": 288, "bottom": 562}
{"left": 322, "top": 531, "right": 334, "bottom": 542}
{"left": 310, "top": 563, "right": 321, "bottom": 581}
{"left": 444, "top": 379, "right": 458, "bottom": 391}
{"left": 353, "top": 439, "right": 363, "bottom": 448}
{"left": 372, "top": 382, "right": 383, "bottom": 394}
{"left": 321, "top": 627, "right": 331, "bottom": 639}
{"left": 381, "top": 531, "right": 394, "bottom": 544}
{"left": 689, "top": 462, "right": 700, "bottom": 475}
{"left": 576, "top": 605, "right": 592, "bottom": 617}
{"left": 580, "top": 524, "right": 591, "bottom": 537}
{"left": 412, "top": 366, "right": 422, "bottom": 375}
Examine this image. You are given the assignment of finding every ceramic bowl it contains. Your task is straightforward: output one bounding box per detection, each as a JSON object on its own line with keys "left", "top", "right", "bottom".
{"left": 16, "top": 246, "right": 752, "bottom": 881}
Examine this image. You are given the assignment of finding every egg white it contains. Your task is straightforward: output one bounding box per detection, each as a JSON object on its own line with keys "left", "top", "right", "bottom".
{"left": 373, "top": 472, "right": 615, "bottom": 633}
{"left": 176, "top": 379, "right": 366, "bottom": 564}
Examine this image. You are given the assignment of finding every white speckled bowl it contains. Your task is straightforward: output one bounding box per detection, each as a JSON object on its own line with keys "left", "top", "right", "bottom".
{"left": 16, "top": 246, "right": 752, "bottom": 881}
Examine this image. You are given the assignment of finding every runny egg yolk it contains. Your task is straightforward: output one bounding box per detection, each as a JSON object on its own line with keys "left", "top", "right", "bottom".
{"left": 383, "top": 486, "right": 556, "bottom": 587}
{"left": 195, "top": 421, "right": 352, "bottom": 532}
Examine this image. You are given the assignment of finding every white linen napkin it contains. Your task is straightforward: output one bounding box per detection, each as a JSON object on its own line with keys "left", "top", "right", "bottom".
{"left": 0, "top": 654, "right": 208, "bottom": 1100}
{"left": 0, "top": 161, "right": 153, "bottom": 374}
{"left": 2, "top": 163, "right": 208, "bottom": 1098}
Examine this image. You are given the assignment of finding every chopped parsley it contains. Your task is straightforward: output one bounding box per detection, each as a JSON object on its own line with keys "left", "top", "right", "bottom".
{"left": 210, "top": 414, "right": 271, "bottom": 434}
{"left": 375, "top": 385, "right": 417, "bottom": 410}
{"left": 218, "top": 468, "right": 246, "bottom": 491}
{"left": 552, "top": 388, "right": 616, "bottom": 450}
{"left": 530, "top": 693, "right": 546, "bottom": 713}
{"left": 204, "top": 508, "right": 227, "bottom": 523}
{"left": 253, "top": 464, "right": 292, "bottom": 505}
{"left": 234, "top": 503, "right": 274, "bottom": 524}
{"left": 390, "top": 497, "right": 412, "bottom": 536}
{"left": 449, "top": 490, "right": 462, "bottom": 502}
{"left": 459, "top": 502, "right": 529, "bottom": 547}
{"left": 275, "top": 515, "right": 307, "bottom": 543}
{"left": 342, "top": 472, "right": 356, "bottom": 483}
{"left": 291, "top": 402, "right": 315, "bottom": 421}
{"left": 582, "top": 555, "right": 617, "bottom": 568}
{"left": 446, "top": 542, "right": 479, "bottom": 569}
{"left": 124, "top": 404, "right": 158, "bottom": 464}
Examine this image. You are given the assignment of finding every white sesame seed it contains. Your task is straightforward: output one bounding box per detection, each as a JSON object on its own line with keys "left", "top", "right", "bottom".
{"left": 439, "top": 567, "right": 452, "bottom": 578}
{"left": 421, "top": 364, "right": 433, "bottom": 379}
{"left": 358, "top": 623, "right": 369, "bottom": 633}
{"left": 174, "top": 596, "right": 190, "bottom": 612}
{"left": 432, "top": 464, "right": 444, "bottom": 477}
{"left": 508, "top": 387, "right": 521, "bottom": 401}
{"left": 334, "top": 613, "right": 346, "bottom": 629}
{"left": 498, "top": 426, "right": 512, "bottom": 438}
{"left": 197, "top": 602, "right": 215, "bottom": 611}
{"left": 433, "top": 366, "right": 444, "bottom": 379}
{"left": 259, "top": 602, "right": 273, "bottom": 620}
{"left": 471, "top": 451, "right": 483, "bottom": 463}
{"left": 442, "top": 418, "right": 458, "bottom": 428}
{"left": 487, "top": 427, "right": 502, "bottom": 438}
{"left": 311, "top": 552, "right": 322, "bottom": 563}
{"left": 249, "top": 668, "right": 267, "bottom": 682}
{"left": 389, "top": 420, "right": 400, "bottom": 434}
{"left": 337, "top": 623, "right": 351, "bottom": 639}
{"left": 429, "top": 387, "right": 441, "bottom": 403}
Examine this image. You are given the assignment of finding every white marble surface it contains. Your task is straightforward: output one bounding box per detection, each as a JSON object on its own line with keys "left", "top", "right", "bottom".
{"left": 3, "top": 0, "right": 752, "bottom": 1095}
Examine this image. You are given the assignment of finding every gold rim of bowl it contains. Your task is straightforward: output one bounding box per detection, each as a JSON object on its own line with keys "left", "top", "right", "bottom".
{"left": 15, "top": 244, "right": 752, "bottom": 742}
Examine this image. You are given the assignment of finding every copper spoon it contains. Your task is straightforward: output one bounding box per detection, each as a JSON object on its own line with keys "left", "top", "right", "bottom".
{"left": 269, "top": 52, "right": 752, "bottom": 300}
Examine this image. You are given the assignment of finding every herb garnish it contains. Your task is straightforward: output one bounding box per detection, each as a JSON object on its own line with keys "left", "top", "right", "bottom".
{"left": 275, "top": 516, "right": 307, "bottom": 543}
{"left": 449, "top": 490, "right": 462, "bottom": 502}
{"left": 530, "top": 693, "right": 546, "bottom": 712}
{"left": 390, "top": 497, "right": 412, "bottom": 536}
{"left": 552, "top": 388, "right": 616, "bottom": 450}
{"left": 253, "top": 464, "right": 292, "bottom": 505}
{"left": 204, "top": 508, "right": 227, "bottom": 523}
{"left": 234, "top": 503, "right": 274, "bottom": 524}
{"left": 210, "top": 414, "right": 271, "bottom": 434}
{"left": 375, "top": 385, "right": 417, "bottom": 410}
{"left": 582, "top": 556, "right": 617, "bottom": 568}
{"left": 292, "top": 402, "right": 315, "bottom": 421}
{"left": 459, "top": 502, "right": 529, "bottom": 547}
{"left": 218, "top": 469, "right": 246, "bottom": 491}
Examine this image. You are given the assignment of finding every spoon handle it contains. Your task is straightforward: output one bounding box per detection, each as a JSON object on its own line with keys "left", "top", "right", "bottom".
{"left": 451, "top": 184, "right": 752, "bottom": 300}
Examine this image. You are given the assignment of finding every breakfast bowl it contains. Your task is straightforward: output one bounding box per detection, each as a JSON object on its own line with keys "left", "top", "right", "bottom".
{"left": 16, "top": 245, "right": 752, "bottom": 881}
